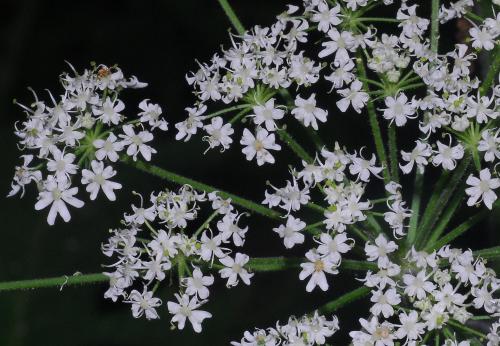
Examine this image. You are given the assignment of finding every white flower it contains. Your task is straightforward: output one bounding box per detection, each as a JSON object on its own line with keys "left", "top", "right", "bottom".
{"left": 138, "top": 99, "right": 168, "bottom": 131}
{"left": 465, "top": 168, "right": 500, "bottom": 209}
{"left": 349, "top": 152, "right": 383, "bottom": 182}
{"left": 35, "top": 176, "right": 84, "bottom": 225}
{"left": 92, "top": 97, "right": 125, "bottom": 125}
{"left": 81, "top": 160, "right": 122, "bottom": 201}
{"left": 217, "top": 212, "right": 248, "bottom": 247}
{"left": 319, "top": 29, "right": 354, "bottom": 64}
{"left": 470, "top": 26, "right": 495, "bottom": 51}
{"left": 167, "top": 293, "right": 212, "bottom": 333}
{"left": 381, "top": 93, "right": 415, "bottom": 127}
{"left": 311, "top": 1, "right": 342, "bottom": 33}
{"left": 364, "top": 234, "right": 398, "bottom": 268}
{"left": 400, "top": 140, "right": 432, "bottom": 174}
{"left": 299, "top": 250, "right": 338, "bottom": 292}
{"left": 199, "top": 230, "right": 226, "bottom": 262}
{"left": 46, "top": 147, "right": 78, "bottom": 182}
{"left": 370, "top": 288, "right": 401, "bottom": 318}
{"left": 8, "top": 155, "right": 42, "bottom": 197}
{"left": 316, "top": 232, "right": 353, "bottom": 264}
{"left": 93, "top": 133, "right": 123, "bottom": 162}
{"left": 384, "top": 200, "right": 412, "bottom": 237}
{"left": 394, "top": 310, "right": 425, "bottom": 341}
{"left": 175, "top": 105, "right": 206, "bottom": 142}
{"left": 183, "top": 267, "right": 214, "bottom": 300}
{"left": 249, "top": 98, "right": 284, "bottom": 131}
{"left": 126, "top": 287, "right": 161, "bottom": 320}
{"left": 336, "top": 80, "right": 369, "bottom": 114}
{"left": 478, "top": 129, "right": 500, "bottom": 162}
{"left": 219, "top": 253, "right": 254, "bottom": 287}
{"left": 148, "top": 229, "right": 180, "bottom": 258}
{"left": 403, "top": 270, "right": 436, "bottom": 300}
{"left": 350, "top": 316, "right": 394, "bottom": 345}
{"left": 465, "top": 94, "right": 497, "bottom": 123}
{"left": 273, "top": 215, "right": 305, "bottom": 249}
{"left": 141, "top": 252, "right": 171, "bottom": 282}
{"left": 240, "top": 128, "right": 281, "bottom": 166}
{"left": 203, "top": 116, "right": 234, "bottom": 151}
{"left": 432, "top": 141, "right": 464, "bottom": 170}
{"left": 291, "top": 94, "right": 328, "bottom": 130}
{"left": 119, "top": 124, "right": 157, "bottom": 161}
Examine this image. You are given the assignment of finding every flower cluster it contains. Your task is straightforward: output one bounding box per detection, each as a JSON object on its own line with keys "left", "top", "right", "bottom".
{"left": 351, "top": 235, "right": 500, "bottom": 345}
{"left": 175, "top": 0, "right": 500, "bottom": 210}
{"left": 175, "top": 2, "right": 336, "bottom": 164}
{"left": 9, "top": 63, "right": 167, "bottom": 225}
{"left": 102, "top": 185, "right": 254, "bottom": 332}
{"left": 8, "top": 0, "right": 500, "bottom": 344}
{"left": 231, "top": 311, "right": 339, "bottom": 346}
{"left": 265, "top": 144, "right": 382, "bottom": 292}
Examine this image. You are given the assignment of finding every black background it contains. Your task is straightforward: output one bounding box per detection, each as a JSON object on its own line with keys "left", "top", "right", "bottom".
{"left": 0, "top": 1, "right": 498, "bottom": 345}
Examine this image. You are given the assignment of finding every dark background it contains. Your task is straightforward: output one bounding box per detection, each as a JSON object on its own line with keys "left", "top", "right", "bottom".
{"left": 0, "top": 1, "right": 498, "bottom": 345}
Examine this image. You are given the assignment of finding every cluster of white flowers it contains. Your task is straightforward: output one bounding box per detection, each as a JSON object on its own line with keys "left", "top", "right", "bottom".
{"left": 351, "top": 235, "right": 500, "bottom": 345}
{"left": 174, "top": 0, "right": 500, "bottom": 213}
{"left": 231, "top": 311, "right": 339, "bottom": 346}
{"left": 383, "top": 182, "right": 412, "bottom": 238}
{"left": 266, "top": 144, "right": 384, "bottom": 291}
{"left": 9, "top": 0, "right": 500, "bottom": 344}
{"left": 9, "top": 63, "right": 167, "bottom": 225}
{"left": 102, "top": 185, "right": 255, "bottom": 332}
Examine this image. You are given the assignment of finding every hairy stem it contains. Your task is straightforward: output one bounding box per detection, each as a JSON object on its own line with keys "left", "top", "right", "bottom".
{"left": 216, "top": 0, "right": 245, "bottom": 35}
{"left": 480, "top": 46, "right": 500, "bottom": 96}
{"left": 318, "top": 286, "right": 370, "bottom": 314}
{"left": 121, "top": 157, "right": 282, "bottom": 220}
{"left": 356, "top": 54, "right": 391, "bottom": 184}
{"left": 406, "top": 171, "right": 424, "bottom": 245}
{"left": 431, "top": 0, "right": 440, "bottom": 54}
{"left": 388, "top": 124, "right": 399, "bottom": 183}
{"left": 277, "top": 128, "right": 314, "bottom": 163}
{"left": 0, "top": 273, "right": 107, "bottom": 292}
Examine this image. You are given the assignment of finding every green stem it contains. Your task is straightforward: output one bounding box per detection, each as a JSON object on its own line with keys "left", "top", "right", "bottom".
{"left": 212, "top": 257, "right": 376, "bottom": 272}
{"left": 355, "top": 54, "right": 390, "bottom": 185}
{"left": 277, "top": 129, "right": 314, "bottom": 163}
{"left": 318, "top": 286, "right": 370, "bottom": 314}
{"left": 425, "top": 208, "right": 489, "bottom": 251}
{"left": 229, "top": 107, "right": 252, "bottom": 124}
{"left": 206, "top": 104, "right": 251, "bottom": 120}
{"left": 358, "top": 17, "right": 401, "bottom": 23}
{"left": 398, "top": 82, "right": 425, "bottom": 93}
{"left": 121, "top": 157, "right": 282, "bottom": 220}
{"left": 193, "top": 211, "right": 220, "bottom": 238}
{"left": 473, "top": 246, "right": 500, "bottom": 261}
{"left": 0, "top": 273, "right": 107, "bottom": 292}
{"left": 216, "top": 0, "right": 245, "bottom": 35}
{"left": 306, "top": 202, "right": 327, "bottom": 214}
{"left": 465, "top": 11, "right": 484, "bottom": 23}
{"left": 423, "top": 189, "right": 465, "bottom": 247}
{"left": 415, "top": 156, "right": 471, "bottom": 248}
{"left": 480, "top": 46, "right": 500, "bottom": 96}
{"left": 388, "top": 124, "right": 399, "bottom": 182}
{"left": 431, "top": 0, "right": 440, "bottom": 54}
{"left": 447, "top": 320, "right": 486, "bottom": 339}
{"left": 406, "top": 171, "right": 424, "bottom": 246}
